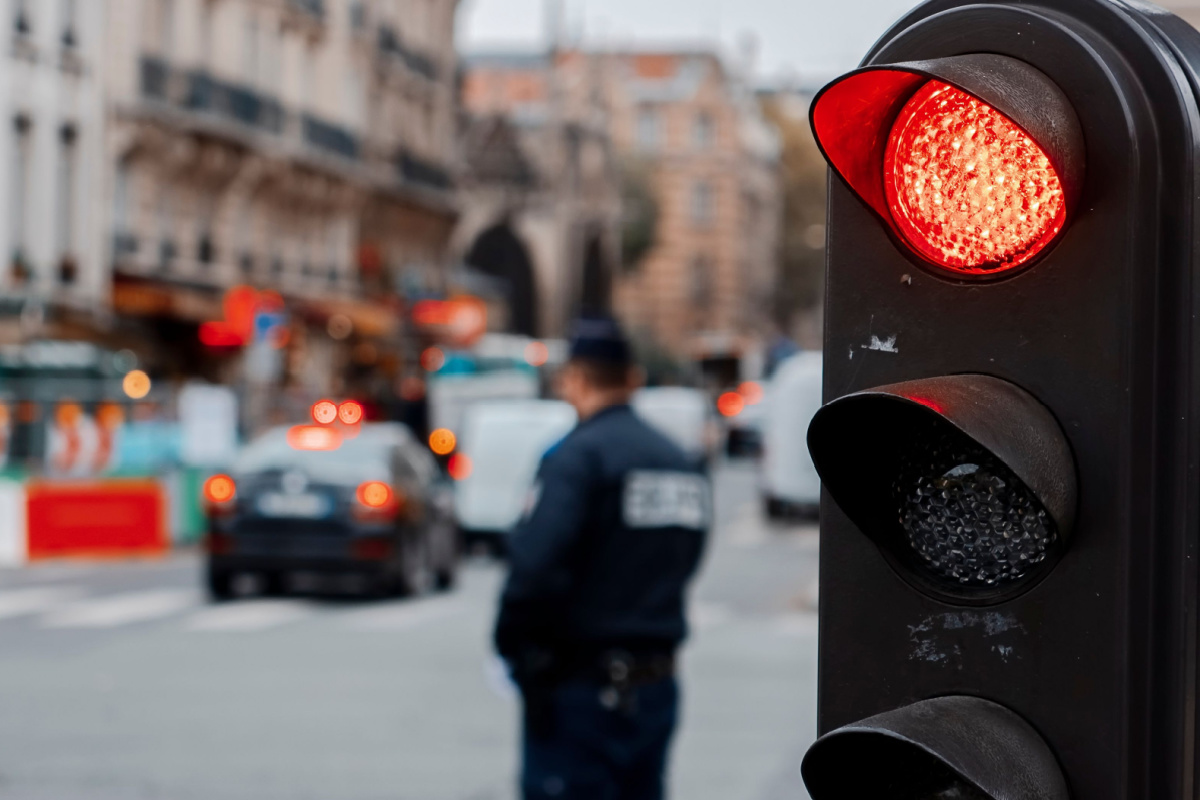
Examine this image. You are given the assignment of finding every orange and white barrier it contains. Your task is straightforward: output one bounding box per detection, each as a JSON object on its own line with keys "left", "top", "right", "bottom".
{"left": 0, "top": 479, "right": 167, "bottom": 565}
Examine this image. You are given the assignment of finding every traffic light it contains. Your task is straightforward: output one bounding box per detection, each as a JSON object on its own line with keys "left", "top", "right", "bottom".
{"left": 801, "top": 1, "right": 1200, "bottom": 798}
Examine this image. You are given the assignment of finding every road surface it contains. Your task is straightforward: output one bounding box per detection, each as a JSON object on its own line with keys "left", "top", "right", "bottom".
{"left": 0, "top": 463, "right": 818, "bottom": 800}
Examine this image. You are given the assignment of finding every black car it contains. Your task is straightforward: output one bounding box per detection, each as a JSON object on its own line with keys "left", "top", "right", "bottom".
{"left": 203, "top": 422, "right": 457, "bottom": 600}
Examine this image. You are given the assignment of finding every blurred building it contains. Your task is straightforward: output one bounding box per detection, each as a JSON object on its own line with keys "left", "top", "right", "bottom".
{"left": 591, "top": 50, "right": 781, "bottom": 370}
{"left": 459, "top": 51, "right": 621, "bottom": 339}
{"left": 0, "top": 0, "right": 107, "bottom": 336}
{"left": 103, "top": 0, "right": 461, "bottom": 396}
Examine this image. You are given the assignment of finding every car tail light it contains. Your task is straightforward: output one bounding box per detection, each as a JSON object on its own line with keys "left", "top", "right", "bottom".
{"left": 338, "top": 400, "right": 364, "bottom": 425}
{"left": 357, "top": 481, "right": 392, "bottom": 508}
{"left": 354, "top": 482, "right": 403, "bottom": 521}
{"left": 202, "top": 474, "right": 237, "bottom": 516}
{"left": 718, "top": 392, "right": 745, "bottom": 418}
{"left": 429, "top": 428, "right": 457, "bottom": 456}
{"left": 311, "top": 400, "right": 338, "bottom": 425}
{"left": 448, "top": 454, "right": 473, "bottom": 481}
{"left": 352, "top": 537, "right": 394, "bottom": 561}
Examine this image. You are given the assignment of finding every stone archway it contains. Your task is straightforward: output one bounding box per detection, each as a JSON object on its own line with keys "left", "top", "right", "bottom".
{"left": 580, "top": 234, "right": 612, "bottom": 315}
{"left": 466, "top": 223, "right": 539, "bottom": 337}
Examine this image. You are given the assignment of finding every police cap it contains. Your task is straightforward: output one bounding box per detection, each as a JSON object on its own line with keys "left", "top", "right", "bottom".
{"left": 569, "top": 314, "right": 633, "bottom": 366}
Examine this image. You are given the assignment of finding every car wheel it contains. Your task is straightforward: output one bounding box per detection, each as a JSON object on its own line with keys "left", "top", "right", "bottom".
{"left": 397, "top": 532, "right": 433, "bottom": 597}
{"left": 206, "top": 567, "right": 236, "bottom": 602}
{"left": 764, "top": 496, "right": 784, "bottom": 520}
{"left": 260, "top": 572, "right": 287, "bottom": 597}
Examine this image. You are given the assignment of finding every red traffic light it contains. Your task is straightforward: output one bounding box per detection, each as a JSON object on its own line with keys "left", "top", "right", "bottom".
{"left": 885, "top": 81, "right": 1066, "bottom": 271}
{"left": 810, "top": 54, "right": 1084, "bottom": 277}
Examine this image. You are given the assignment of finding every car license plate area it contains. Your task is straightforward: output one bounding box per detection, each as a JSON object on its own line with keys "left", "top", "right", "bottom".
{"left": 256, "top": 493, "right": 330, "bottom": 519}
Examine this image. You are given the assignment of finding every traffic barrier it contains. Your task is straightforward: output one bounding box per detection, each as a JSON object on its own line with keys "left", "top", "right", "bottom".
{"left": 25, "top": 479, "right": 167, "bottom": 561}
{"left": 0, "top": 480, "right": 26, "bottom": 566}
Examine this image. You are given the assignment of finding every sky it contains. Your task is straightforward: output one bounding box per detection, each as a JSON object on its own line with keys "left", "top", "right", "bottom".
{"left": 456, "top": 0, "right": 920, "bottom": 87}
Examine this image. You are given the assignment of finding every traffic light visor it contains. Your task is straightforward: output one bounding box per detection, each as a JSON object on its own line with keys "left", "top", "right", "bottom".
{"left": 801, "top": 696, "right": 1069, "bottom": 800}
{"left": 807, "top": 375, "right": 1076, "bottom": 603}
{"left": 811, "top": 54, "right": 1084, "bottom": 276}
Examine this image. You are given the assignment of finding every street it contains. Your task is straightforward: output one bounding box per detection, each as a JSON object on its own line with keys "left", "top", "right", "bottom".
{"left": 0, "top": 463, "right": 817, "bottom": 800}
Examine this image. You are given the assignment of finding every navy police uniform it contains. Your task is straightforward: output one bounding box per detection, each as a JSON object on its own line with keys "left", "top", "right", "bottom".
{"left": 494, "top": 316, "right": 710, "bottom": 800}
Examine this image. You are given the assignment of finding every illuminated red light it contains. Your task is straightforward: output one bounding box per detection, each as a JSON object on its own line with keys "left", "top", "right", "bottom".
{"left": 884, "top": 81, "right": 1066, "bottom": 273}
{"left": 356, "top": 481, "right": 393, "bottom": 509}
{"left": 429, "top": 428, "right": 457, "bottom": 456}
{"left": 717, "top": 392, "right": 745, "bottom": 418}
{"left": 738, "top": 381, "right": 764, "bottom": 406}
{"left": 525, "top": 341, "right": 550, "bottom": 367}
{"left": 338, "top": 400, "right": 364, "bottom": 425}
{"left": 203, "top": 474, "right": 236, "bottom": 504}
{"left": 311, "top": 400, "right": 338, "bottom": 425}
{"left": 421, "top": 347, "right": 446, "bottom": 372}
{"left": 907, "top": 395, "right": 947, "bottom": 415}
{"left": 288, "top": 425, "right": 343, "bottom": 451}
{"left": 199, "top": 321, "right": 245, "bottom": 348}
{"left": 448, "top": 453, "right": 473, "bottom": 481}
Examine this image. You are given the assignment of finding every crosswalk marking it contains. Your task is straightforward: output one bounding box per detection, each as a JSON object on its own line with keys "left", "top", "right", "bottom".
{"left": 342, "top": 596, "right": 464, "bottom": 630}
{"left": 185, "top": 600, "right": 314, "bottom": 632}
{"left": 41, "top": 589, "right": 198, "bottom": 629}
{"left": 0, "top": 586, "right": 86, "bottom": 619}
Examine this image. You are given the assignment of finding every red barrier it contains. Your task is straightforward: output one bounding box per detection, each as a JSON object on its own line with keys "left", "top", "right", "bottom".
{"left": 26, "top": 480, "right": 167, "bottom": 561}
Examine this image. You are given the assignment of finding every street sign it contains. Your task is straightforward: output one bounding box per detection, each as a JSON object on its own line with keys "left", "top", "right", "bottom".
{"left": 800, "top": 2, "right": 1200, "bottom": 798}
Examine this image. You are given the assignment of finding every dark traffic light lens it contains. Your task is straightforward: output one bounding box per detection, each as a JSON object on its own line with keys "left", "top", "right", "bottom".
{"left": 893, "top": 425, "right": 1058, "bottom": 588}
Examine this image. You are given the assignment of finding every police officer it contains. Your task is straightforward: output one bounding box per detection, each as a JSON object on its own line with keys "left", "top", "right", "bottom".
{"left": 494, "top": 315, "right": 710, "bottom": 800}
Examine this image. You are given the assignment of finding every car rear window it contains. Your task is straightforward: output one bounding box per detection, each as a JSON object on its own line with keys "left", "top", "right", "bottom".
{"left": 235, "top": 427, "right": 395, "bottom": 478}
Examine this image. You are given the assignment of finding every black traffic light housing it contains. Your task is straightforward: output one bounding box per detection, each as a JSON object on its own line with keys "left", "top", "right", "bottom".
{"left": 802, "top": 1, "right": 1200, "bottom": 798}
{"left": 802, "top": 696, "right": 1069, "bottom": 800}
{"left": 808, "top": 374, "right": 1077, "bottom": 604}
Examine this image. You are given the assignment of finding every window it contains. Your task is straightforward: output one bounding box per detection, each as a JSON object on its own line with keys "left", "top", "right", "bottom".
{"left": 56, "top": 125, "right": 77, "bottom": 262}
{"left": 636, "top": 107, "right": 661, "bottom": 151}
{"left": 243, "top": 12, "right": 259, "bottom": 85}
{"left": 10, "top": 117, "right": 31, "bottom": 271}
{"left": 157, "top": 184, "right": 175, "bottom": 269}
{"left": 60, "top": 0, "right": 77, "bottom": 47}
{"left": 199, "top": 1, "right": 213, "bottom": 67}
{"left": 690, "top": 255, "right": 714, "bottom": 305}
{"left": 693, "top": 112, "right": 715, "bottom": 149}
{"left": 148, "top": 0, "right": 174, "bottom": 54}
{"left": 113, "top": 162, "right": 130, "bottom": 233}
{"left": 691, "top": 180, "right": 714, "bottom": 227}
{"left": 13, "top": 0, "right": 30, "bottom": 35}
{"left": 349, "top": 1, "right": 367, "bottom": 31}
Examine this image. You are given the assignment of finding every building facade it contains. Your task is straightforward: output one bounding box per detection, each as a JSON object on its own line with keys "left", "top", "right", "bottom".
{"left": 0, "top": 0, "right": 107, "bottom": 336}
{"left": 591, "top": 51, "right": 781, "bottom": 365}
{"left": 103, "top": 0, "right": 461, "bottom": 398}
{"left": 459, "top": 51, "right": 621, "bottom": 339}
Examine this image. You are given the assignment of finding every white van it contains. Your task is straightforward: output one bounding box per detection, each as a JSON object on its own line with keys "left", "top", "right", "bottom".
{"left": 453, "top": 400, "right": 577, "bottom": 548}
{"left": 633, "top": 387, "right": 714, "bottom": 465}
{"left": 761, "top": 352, "right": 823, "bottom": 518}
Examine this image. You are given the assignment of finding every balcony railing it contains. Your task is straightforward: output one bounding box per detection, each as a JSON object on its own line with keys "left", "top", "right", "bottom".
{"left": 289, "top": 0, "right": 325, "bottom": 18}
{"left": 377, "top": 25, "right": 439, "bottom": 81}
{"left": 184, "top": 69, "right": 284, "bottom": 134}
{"left": 137, "top": 56, "right": 454, "bottom": 197}
{"left": 398, "top": 149, "right": 452, "bottom": 190}
{"left": 141, "top": 56, "right": 170, "bottom": 101}
{"left": 302, "top": 115, "right": 360, "bottom": 160}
